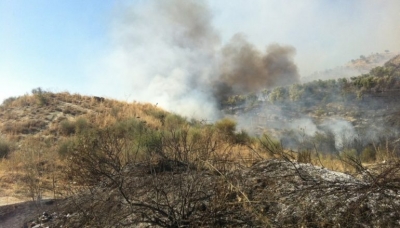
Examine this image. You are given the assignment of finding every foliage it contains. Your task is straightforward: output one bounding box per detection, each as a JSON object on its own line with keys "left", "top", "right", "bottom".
{"left": 270, "top": 86, "right": 288, "bottom": 103}
{"left": 289, "top": 84, "right": 304, "bottom": 101}
{"left": 215, "top": 118, "right": 236, "bottom": 137}
{"left": 32, "top": 87, "right": 49, "bottom": 106}
{"left": 164, "top": 113, "right": 187, "bottom": 130}
{"left": 246, "top": 93, "right": 259, "bottom": 106}
{"left": 297, "top": 150, "right": 312, "bottom": 164}
{"left": 74, "top": 117, "right": 90, "bottom": 134}
{"left": 360, "top": 146, "right": 376, "bottom": 163}
{"left": 59, "top": 117, "right": 90, "bottom": 136}
{"left": 234, "top": 130, "right": 252, "bottom": 145}
{"left": 226, "top": 95, "right": 246, "bottom": 107}
{"left": 57, "top": 139, "right": 75, "bottom": 158}
{"left": 221, "top": 59, "right": 400, "bottom": 110}
{"left": 313, "top": 130, "right": 337, "bottom": 153}
{"left": 258, "top": 134, "right": 285, "bottom": 157}
{"left": 0, "top": 139, "right": 11, "bottom": 158}
{"left": 1, "top": 96, "right": 17, "bottom": 107}
{"left": 59, "top": 120, "right": 76, "bottom": 136}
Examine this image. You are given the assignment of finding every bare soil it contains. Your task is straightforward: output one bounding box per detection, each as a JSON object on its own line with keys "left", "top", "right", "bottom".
{"left": 0, "top": 199, "right": 58, "bottom": 228}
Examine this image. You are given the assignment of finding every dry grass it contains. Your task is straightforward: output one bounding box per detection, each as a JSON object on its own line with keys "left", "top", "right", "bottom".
{"left": 0, "top": 159, "right": 31, "bottom": 205}
{"left": 0, "top": 91, "right": 166, "bottom": 137}
{"left": 0, "top": 92, "right": 184, "bottom": 204}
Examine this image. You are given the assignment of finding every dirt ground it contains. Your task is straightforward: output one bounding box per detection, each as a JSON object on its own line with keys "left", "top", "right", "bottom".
{"left": 0, "top": 199, "right": 58, "bottom": 228}
{"left": 0, "top": 197, "right": 27, "bottom": 207}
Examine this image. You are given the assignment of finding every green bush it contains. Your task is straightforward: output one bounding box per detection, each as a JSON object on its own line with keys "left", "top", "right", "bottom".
{"left": 360, "top": 147, "right": 376, "bottom": 163}
{"left": 74, "top": 117, "right": 90, "bottom": 134}
{"left": 215, "top": 118, "right": 237, "bottom": 142}
{"left": 215, "top": 118, "right": 236, "bottom": 135}
{"left": 258, "top": 134, "right": 283, "bottom": 156}
{"left": 234, "top": 130, "right": 252, "bottom": 145}
{"left": 164, "top": 114, "right": 187, "bottom": 130}
{"left": 270, "top": 87, "right": 288, "bottom": 103}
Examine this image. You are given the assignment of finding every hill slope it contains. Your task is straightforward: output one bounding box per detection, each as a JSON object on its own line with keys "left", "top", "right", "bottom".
{"left": 223, "top": 54, "right": 400, "bottom": 154}
{"left": 303, "top": 51, "right": 398, "bottom": 82}
{"left": 0, "top": 92, "right": 166, "bottom": 141}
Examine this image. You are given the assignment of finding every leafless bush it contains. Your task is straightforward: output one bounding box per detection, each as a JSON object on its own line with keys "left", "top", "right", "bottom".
{"left": 10, "top": 137, "right": 57, "bottom": 205}
{"left": 60, "top": 118, "right": 261, "bottom": 227}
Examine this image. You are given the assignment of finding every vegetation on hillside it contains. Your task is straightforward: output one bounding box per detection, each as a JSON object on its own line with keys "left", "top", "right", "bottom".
{"left": 223, "top": 55, "right": 400, "bottom": 109}
{"left": 220, "top": 55, "right": 400, "bottom": 164}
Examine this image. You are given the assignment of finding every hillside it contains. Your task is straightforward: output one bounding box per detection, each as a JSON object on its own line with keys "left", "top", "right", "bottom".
{"left": 1, "top": 56, "right": 400, "bottom": 227}
{"left": 303, "top": 51, "right": 398, "bottom": 82}
{"left": 223, "top": 55, "right": 400, "bottom": 155}
{"left": 0, "top": 91, "right": 167, "bottom": 140}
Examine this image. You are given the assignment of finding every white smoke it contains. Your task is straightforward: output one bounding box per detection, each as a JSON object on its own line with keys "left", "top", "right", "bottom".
{"left": 321, "top": 119, "right": 357, "bottom": 150}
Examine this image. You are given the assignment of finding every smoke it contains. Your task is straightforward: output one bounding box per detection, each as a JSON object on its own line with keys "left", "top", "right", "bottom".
{"left": 321, "top": 119, "right": 357, "bottom": 150}
{"left": 102, "top": 0, "right": 299, "bottom": 119}
{"left": 207, "top": 0, "right": 400, "bottom": 77}
{"left": 214, "top": 34, "right": 299, "bottom": 104}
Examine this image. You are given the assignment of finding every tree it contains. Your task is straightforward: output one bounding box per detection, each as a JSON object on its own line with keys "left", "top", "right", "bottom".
{"left": 270, "top": 87, "right": 287, "bottom": 103}
{"left": 289, "top": 84, "right": 304, "bottom": 102}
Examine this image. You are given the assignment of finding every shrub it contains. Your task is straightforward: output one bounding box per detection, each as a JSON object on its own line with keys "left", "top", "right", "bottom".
{"left": 164, "top": 113, "right": 186, "bottom": 130}
{"left": 74, "top": 117, "right": 90, "bottom": 134}
{"left": 62, "top": 116, "right": 258, "bottom": 227}
{"left": 360, "top": 146, "right": 376, "bottom": 163}
{"left": 0, "top": 140, "right": 11, "bottom": 158}
{"left": 32, "top": 87, "right": 49, "bottom": 106}
{"left": 297, "top": 150, "right": 312, "bottom": 164}
{"left": 258, "top": 134, "right": 284, "bottom": 157}
{"left": 214, "top": 120, "right": 252, "bottom": 146}
{"left": 270, "top": 87, "right": 288, "bottom": 103}
{"left": 313, "top": 130, "right": 337, "bottom": 153}
{"left": 215, "top": 118, "right": 236, "bottom": 140}
{"left": 1, "top": 96, "right": 17, "bottom": 107}
{"left": 234, "top": 130, "right": 252, "bottom": 145}
{"left": 59, "top": 120, "right": 76, "bottom": 136}
{"left": 58, "top": 139, "right": 75, "bottom": 158}
{"left": 1, "top": 120, "right": 46, "bottom": 134}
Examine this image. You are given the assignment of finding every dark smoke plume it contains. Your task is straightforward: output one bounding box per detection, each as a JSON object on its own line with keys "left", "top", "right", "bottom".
{"left": 214, "top": 34, "right": 299, "bottom": 104}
